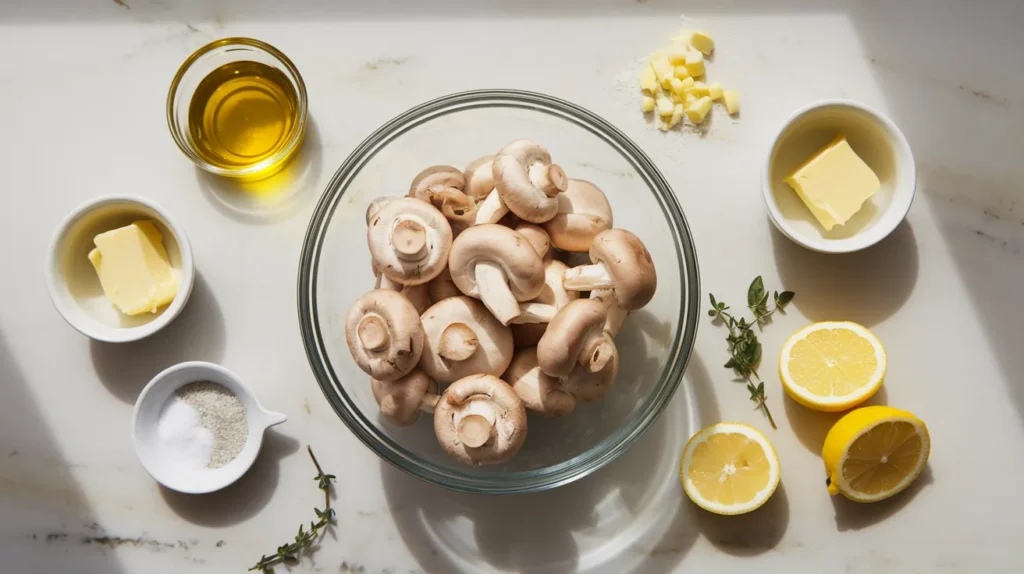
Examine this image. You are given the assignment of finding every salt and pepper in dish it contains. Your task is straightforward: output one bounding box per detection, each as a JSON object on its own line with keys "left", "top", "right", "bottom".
{"left": 132, "top": 361, "right": 287, "bottom": 494}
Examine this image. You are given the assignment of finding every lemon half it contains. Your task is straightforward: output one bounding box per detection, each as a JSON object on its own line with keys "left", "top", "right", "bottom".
{"left": 823, "top": 406, "right": 930, "bottom": 502}
{"left": 679, "top": 423, "right": 780, "bottom": 515}
{"left": 779, "top": 321, "right": 886, "bottom": 412}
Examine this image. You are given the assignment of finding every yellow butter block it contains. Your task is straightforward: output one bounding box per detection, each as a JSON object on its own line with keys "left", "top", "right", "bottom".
{"left": 689, "top": 31, "right": 715, "bottom": 55}
{"left": 89, "top": 221, "right": 178, "bottom": 315}
{"left": 685, "top": 96, "right": 713, "bottom": 124}
{"left": 723, "top": 89, "right": 740, "bottom": 115}
{"left": 784, "top": 135, "right": 881, "bottom": 231}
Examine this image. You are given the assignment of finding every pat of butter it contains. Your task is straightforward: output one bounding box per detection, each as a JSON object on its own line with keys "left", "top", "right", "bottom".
{"left": 784, "top": 135, "right": 880, "bottom": 231}
{"left": 88, "top": 221, "right": 178, "bottom": 315}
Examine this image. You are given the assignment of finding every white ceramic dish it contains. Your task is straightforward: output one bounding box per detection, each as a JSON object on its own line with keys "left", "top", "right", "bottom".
{"left": 762, "top": 99, "right": 916, "bottom": 253}
{"left": 132, "top": 361, "right": 287, "bottom": 494}
{"left": 46, "top": 195, "right": 196, "bottom": 342}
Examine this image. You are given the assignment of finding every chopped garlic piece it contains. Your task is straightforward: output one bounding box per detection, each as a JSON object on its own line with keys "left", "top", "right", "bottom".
{"left": 689, "top": 31, "right": 715, "bottom": 55}
{"left": 656, "top": 96, "right": 675, "bottom": 116}
{"left": 669, "top": 104, "right": 685, "bottom": 127}
{"left": 640, "top": 67, "right": 658, "bottom": 92}
{"left": 684, "top": 51, "right": 705, "bottom": 77}
{"left": 668, "top": 49, "right": 688, "bottom": 65}
{"left": 641, "top": 96, "right": 655, "bottom": 112}
{"left": 651, "top": 53, "right": 674, "bottom": 86}
{"left": 723, "top": 89, "right": 740, "bottom": 115}
{"left": 709, "top": 82, "right": 723, "bottom": 100}
{"left": 685, "top": 96, "right": 713, "bottom": 124}
{"left": 691, "top": 81, "right": 710, "bottom": 97}
{"left": 673, "top": 66, "right": 690, "bottom": 80}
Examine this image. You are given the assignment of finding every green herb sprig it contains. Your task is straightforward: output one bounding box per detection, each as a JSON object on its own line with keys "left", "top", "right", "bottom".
{"left": 250, "top": 446, "right": 336, "bottom": 572}
{"left": 709, "top": 276, "right": 794, "bottom": 429}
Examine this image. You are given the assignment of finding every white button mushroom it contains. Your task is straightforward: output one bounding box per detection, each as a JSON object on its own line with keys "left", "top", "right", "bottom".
{"left": 433, "top": 374, "right": 527, "bottom": 465}
{"left": 368, "top": 197, "right": 453, "bottom": 286}
{"left": 504, "top": 347, "right": 576, "bottom": 418}
{"left": 562, "top": 229, "right": 657, "bottom": 311}
{"left": 559, "top": 345, "right": 619, "bottom": 403}
{"left": 409, "top": 165, "right": 477, "bottom": 233}
{"left": 346, "top": 289, "right": 425, "bottom": 382}
{"left": 536, "top": 299, "right": 618, "bottom": 378}
{"left": 543, "top": 179, "right": 613, "bottom": 252}
{"left": 465, "top": 155, "right": 510, "bottom": 226}
{"left": 370, "top": 261, "right": 432, "bottom": 314}
{"left": 427, "top": 266, "right": 461, "bottom": 304}
{"left": 418, "top": 296, "right": 514, "bottom": 384}
{"left": 514, "top": 222, "right": 551, "bottom": 260}
{"left": 447, "top": 224, "right": 545, "bottom": 325}
{"left": 492, "top": 139, "right": 569, "bottom": 223}
{"left": 511, "top": 259, "right": 579, "bottom": 324}
{"left": 371, "top": 368, "right": 440, "bottom": 426}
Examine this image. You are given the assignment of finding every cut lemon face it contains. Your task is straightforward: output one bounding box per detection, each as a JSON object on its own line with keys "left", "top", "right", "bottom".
{"left": 679, "top": 423, "right": 780, "bottom": 515}
{"left": 779, "top": 321, "right": 886, "bottom": 412}
{"left": 822, "top": 406, "right": 930, "bottom": 503}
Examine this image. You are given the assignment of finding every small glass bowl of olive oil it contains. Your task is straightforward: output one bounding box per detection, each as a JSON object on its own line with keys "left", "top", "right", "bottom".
{"left": 167, "top": 38, "right": 307, "bottom": 181}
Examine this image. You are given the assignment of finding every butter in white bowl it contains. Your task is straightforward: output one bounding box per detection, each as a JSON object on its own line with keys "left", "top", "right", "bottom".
{"left": 784, "top": 134, "right": 881, "bottom": 232}
{"left": 88, "top": 221, "right": 179, "bottom": 315}
{"left": 762, "top": 100, "right": 916, "bottom": 254}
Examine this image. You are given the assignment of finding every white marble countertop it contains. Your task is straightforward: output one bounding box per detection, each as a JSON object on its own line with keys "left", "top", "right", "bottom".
{"left": 2, "top": 0, "right": 1023, "bottom": 572}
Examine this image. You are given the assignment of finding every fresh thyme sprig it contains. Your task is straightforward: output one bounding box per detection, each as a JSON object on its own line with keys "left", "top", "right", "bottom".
{"left": 249, "top": 446, "right": 336, "bottom": 573}
{"left": 709, "top": 276, "right": 794, "bottom": 429}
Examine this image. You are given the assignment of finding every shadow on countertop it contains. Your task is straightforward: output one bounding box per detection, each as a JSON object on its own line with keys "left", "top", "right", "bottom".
{"left": 159, "top": 429, "right": 300, "bottom": 527}
{"left": 89, "top": 272, "right": 226, "bottom": 404}
{"left": 771, "top": 222, "right": 919, "bottom": 328}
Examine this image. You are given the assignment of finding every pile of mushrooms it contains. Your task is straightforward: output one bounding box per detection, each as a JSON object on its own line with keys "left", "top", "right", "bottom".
{"left": 346, "top": 139, "right": 657, "bottom": 466}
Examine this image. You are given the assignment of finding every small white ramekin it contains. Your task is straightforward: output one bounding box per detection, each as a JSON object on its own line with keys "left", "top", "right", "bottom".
{"left": 46, "top": 195, "right": 195, "bottom": 342}
{"left": 762, "top": 99, "right": 916, "bottom": 253}
{"left": 132, "top": 361, "right": 288, "bottom": 494}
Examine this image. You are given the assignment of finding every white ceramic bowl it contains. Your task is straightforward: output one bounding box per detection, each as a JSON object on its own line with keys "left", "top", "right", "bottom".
{"left": 132, "top": 361, "right": 288, "bottom": 494}
{"left": 46, "top": 195, "right": 195, "bottom": 342}
{"left": 762, "top": 100, "right": 915, "bottom": 253}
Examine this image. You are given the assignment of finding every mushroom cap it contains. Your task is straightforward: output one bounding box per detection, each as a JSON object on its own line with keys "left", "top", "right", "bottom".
{"left": 366, "top": 196, "right": 395, "bottom": 225}
{"left": 409, "top": 185, "right": 478, "bottom": 229}
{"left": 536, "top": 298, "right": 613, "bottom": 377}
{"left": 433, "top": 374, "right": 527, "bottom": 465}
{"left": 505, "top": 347, "right": 575, "bottom": 417}
{"left": 492, "top": 139, "right": 568, "bottom": 223}
{"left": 427, "top": 266, "right": 461, "bottom": 303}
{"left": 371, "top": 369, "right": 436, "bottom": 426}
{"left": 367, "top": 197, "right": 453, "bottom": 286}
{"left": 560, "top": 347, "right": 619, "bottom": 402}
{"left": 418, "top": 296, "right": 514, "bottom": 384}
{"left": 514, "top": 223, "right": 551, "bottom": 259}
{"left": 536, "top": 260, "right": 578, "bottom": 308}
{"left": 589, "top": 229, "right": 657, "bottom": 310}
{"left": 591, "top": 289, "right": 627, "bottom": 336}
{"left": 409, "top": 165, "right": 465, "bottom": 196}
{"left": 448, "top": 224, "right": 545, "bottom": 302}
{"left": 345, "top": 289, "right": 424, "bottom": 381}
{"left": 463, "top": 155, "right": 496, "bottom": 200}
{"left": 543, "top": 179, "right": 613, "bottom": 252}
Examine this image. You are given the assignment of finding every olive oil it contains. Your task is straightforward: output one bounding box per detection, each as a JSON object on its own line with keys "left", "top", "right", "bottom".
{"left": 187, "top": 60, "right": 300, "bottom": 177}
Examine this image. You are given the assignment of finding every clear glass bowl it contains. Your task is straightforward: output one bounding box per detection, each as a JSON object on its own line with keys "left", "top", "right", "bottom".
{"left": 297, "top": 90, "right": 700, "bottom": 494}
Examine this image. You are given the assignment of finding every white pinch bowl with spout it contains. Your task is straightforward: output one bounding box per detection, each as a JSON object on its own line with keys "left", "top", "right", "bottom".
{"left": 132, "top": 361, "right": 288, "bottom": 494}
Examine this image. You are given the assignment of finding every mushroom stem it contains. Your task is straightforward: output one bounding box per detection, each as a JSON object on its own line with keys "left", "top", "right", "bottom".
{"left": 438, "top": 322, "right": 479, "bottom": 362}
{"left": 563, "top": 263, "right": 614, "bottom": 291}
{"left": 510, "top": 302, "right": 557, "bottom": 324}
{"left": 457, "top": 414, "right": 493, "bottom": 448}
{"left": 474, "top": 189, "right": 508, "bottom": 225}
{"left": 357, "top": 315, "right": 390, "bottom": 352}
{"left": 580, "top": 337, "right": 614, "bottom": 373}
{"left": 475, "top": 262, "right": 521, "bottom": 326}
{"left": 392, "top": 218, "right": 428, "bottom": 260}
{"left": 531, "top": 163, "right": 568, "bottom": 197}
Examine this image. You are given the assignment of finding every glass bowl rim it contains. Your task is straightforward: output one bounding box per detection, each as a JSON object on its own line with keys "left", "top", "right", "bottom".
{"left": 297, "top": 89, "right": 701, "bottom": 494}
{"left": 165, "top": 36, "right": 309, "bottom": 178}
